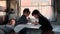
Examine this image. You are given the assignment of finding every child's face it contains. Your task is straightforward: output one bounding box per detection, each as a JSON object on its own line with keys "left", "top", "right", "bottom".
{"left": 10, "top": 20, "right": 15, "bottom": 26}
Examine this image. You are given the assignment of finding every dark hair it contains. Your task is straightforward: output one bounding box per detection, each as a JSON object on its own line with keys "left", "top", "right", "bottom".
{"left": 23, "top": 8, "right": 30, "bottom": 13}
{"left": 32, "top": 10, "right": 42, "bottom": 16}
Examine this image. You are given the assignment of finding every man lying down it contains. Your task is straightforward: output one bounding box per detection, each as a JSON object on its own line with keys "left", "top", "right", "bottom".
{"left": 0, "top": 25, "right": 14, "bottom": 34}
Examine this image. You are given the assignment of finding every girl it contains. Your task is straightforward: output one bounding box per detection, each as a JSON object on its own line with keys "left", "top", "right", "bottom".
{"left": 32, "top": 10, "right": 54, "bottom": 34}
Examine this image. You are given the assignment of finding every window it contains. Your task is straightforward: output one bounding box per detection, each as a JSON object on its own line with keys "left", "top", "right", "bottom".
{"left": 20, "top": 0, "right": 54, "bottom": 21}
{"left": 0, "top": 1, "right": 6, "bottom": 11}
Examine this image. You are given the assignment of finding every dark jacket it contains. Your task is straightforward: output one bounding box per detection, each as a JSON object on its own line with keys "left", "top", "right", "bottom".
{"left": 39, "top": 16, "right": 53, "bottom": 31}
{"left": 16, "top": 15, "right": 28, "bottom": 25}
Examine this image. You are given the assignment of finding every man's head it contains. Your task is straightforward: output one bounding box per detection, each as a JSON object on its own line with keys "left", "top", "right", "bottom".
{"left": 23, "top": 8, "right": 30, "bottom": 17}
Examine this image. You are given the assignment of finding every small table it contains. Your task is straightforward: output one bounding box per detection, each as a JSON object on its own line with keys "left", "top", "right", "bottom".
{"left": 14, "top": 24, "right": 41, "bottom": 34}
{"left": 26, "top": 24, "right": 41, "bottom": 34}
